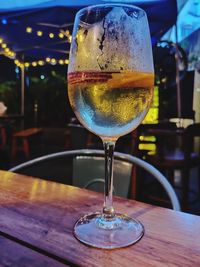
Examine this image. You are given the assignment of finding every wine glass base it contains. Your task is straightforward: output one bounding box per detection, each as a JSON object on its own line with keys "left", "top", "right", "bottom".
{"left": 74, "top": 212, "right": 144, "bottom": 249}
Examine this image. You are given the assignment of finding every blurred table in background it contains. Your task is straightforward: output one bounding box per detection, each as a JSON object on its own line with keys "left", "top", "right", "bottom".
{"left": 11, "top": 128, "right": 43, "bottom": 159}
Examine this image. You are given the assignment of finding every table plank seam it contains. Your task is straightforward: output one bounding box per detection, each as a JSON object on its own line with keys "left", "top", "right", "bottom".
{"left": 0, "top": 230, "right": 78, "bottom": 267}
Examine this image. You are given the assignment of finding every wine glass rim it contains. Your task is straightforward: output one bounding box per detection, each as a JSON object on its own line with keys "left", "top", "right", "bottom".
{"left": 76, "top": 3, "right": 145, "bottom": 17}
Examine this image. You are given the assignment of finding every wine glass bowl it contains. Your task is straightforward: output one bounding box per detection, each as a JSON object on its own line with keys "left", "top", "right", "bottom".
{"left": 68, "top": 4, "right": 154, "bottom": 249}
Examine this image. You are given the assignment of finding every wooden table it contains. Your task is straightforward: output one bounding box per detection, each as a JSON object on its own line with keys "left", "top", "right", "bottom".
{"left": 0, "top": 170, "right": 200, "bottom": 266}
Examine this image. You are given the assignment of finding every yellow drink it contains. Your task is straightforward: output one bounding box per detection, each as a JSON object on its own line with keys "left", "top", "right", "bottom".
{"left": 68, "top": 71, "right": 154, "bottom": 139}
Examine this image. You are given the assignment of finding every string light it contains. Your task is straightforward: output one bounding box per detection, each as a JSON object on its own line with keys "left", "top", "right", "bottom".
{"left": 37, "top": 31, "right": 43, "bottom": 36}
{"left": 0, "top": 37, "right": 16, "bottom": 59}
{"left": 26, "top": 27, "right": 32, "bottom": 33}
{"left": 24, "top": 26, "right": 71, "bottom": 42}
{"left": 68, "top": 36, "right": 72, "bottom": 43}
{"left": 32, "top": 62, "right": 37, "bottom": 67}
{"left": 13, "top": 57, "right": 69, "bottom": 68}
{"left": 59, "top": 59, "right": 64, "bottom": 65}
{"left": 0, "top": 28, "right": 71, "bottom": 67}
{"left": 8, "top": 51, "right": 15, "bottom": 58}
{"left": 51, "top": 58, "right": 56, "bottom": 64}
{"left": 58, "top": 32, "right": 64, "bottom": 39}
{"left": 63, "top": 30, "right": 72, "bottom": 43}
{"left": 38, "top": 60, "right": 44, "bottom": 66}
{"left": 49, "top": 33, "right": 54, "bottom": 38}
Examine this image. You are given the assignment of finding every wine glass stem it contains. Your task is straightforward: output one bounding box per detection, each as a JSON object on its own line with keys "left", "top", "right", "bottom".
{"left": 103, "top": 140, "right": 116, "bottom": 219}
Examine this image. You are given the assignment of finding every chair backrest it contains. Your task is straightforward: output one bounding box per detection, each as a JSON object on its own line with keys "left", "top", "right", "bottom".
{"left": 9, "top": 149, "right": 180, "bottom": 211}
{"left": 67, "top": 123, "right": 89, "bottom": 149}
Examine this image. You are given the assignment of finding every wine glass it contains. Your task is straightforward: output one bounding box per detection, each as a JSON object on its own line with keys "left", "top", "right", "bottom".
{"left": 68, "top": 4, "right": 154, "bottom": 249}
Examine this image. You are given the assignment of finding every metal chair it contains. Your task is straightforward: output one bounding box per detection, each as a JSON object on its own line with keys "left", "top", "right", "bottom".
{"left": 9, "top": 149, "right": 180, "bottom": 211}
{"left": 67, "top": 123, "right": 90, "bottom": 149}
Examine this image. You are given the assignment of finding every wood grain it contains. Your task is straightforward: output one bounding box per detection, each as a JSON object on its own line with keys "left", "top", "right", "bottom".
{"left": 0, "top": 170, "right": 200, "bottom": 266}
{"left": 0, "top": 236, "right": 68, "bottom": 267}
